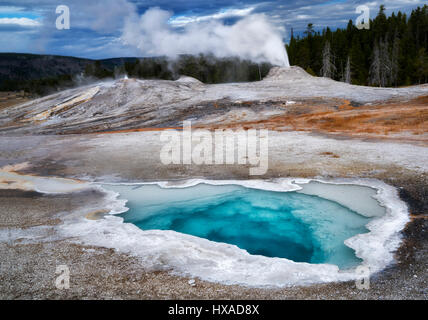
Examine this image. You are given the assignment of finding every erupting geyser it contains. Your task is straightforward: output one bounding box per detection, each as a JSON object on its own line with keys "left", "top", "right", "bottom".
{"left": 122, "top": 7, "right": 290, "bottom": 67}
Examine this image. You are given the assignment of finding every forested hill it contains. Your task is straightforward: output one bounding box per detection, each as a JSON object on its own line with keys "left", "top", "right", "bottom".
{"left": 0, "top": 53, "right": 271, "bottom": 96}
{"left": 0, "top": 53, "right": 138, "bottom": 95}
{"left": 286, "top": 5, "right": 428, "bottom": 87}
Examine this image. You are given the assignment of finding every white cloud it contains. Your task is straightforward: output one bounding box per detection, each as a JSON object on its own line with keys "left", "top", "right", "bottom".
{"left": 169, "top": 7, "right": 256, "bottom": 27}
{"left": 0, "top": 17, "right": 40, "bottom": 27}
{"left": 0, "top": 6, "right": 26, "bottom": 13}
{"left": 296, "top": 15, "right": 312, "bottom": 20}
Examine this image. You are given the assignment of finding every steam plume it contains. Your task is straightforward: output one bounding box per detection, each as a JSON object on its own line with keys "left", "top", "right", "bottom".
{"left": 121, "top": 7, "right": 290, "bottom": 67}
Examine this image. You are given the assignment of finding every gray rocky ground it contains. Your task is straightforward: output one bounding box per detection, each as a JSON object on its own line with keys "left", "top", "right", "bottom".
{"left": 0, "top": 130, "right": 426, "bottom": 299}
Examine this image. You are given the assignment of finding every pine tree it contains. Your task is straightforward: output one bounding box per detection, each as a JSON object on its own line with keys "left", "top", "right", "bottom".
{"left": 321, "top": 40, "right": 336, "bottom": 78}
{"left": 297, "top": 42, "right": 311, "bottom": 69}
{"left": 84, "top": 63, "right": 95, "bottom": 77}
{"left": 379, "top": 37, "right": 392, "bottom": 87}
{"left": 370, "top": 42, "right": 381, "bottom": 86}
{"left": 415, "top": 48, "right": 428, "bottom": 83}
{"left": 342, "top": 56, "right": 351, "bottom": 83}
{"left": 391, "top": 31, "right": 400, "bottom": 87}
{"left": 349, "top": 37, "right": 366, "bottom": 85}
{"left": 305, "top": 23, "right": 315, "bottom": 37}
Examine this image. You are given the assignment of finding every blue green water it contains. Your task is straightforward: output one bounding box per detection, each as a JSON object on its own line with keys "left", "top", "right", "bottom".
{"left": 105, "top": 183, "right": 373, "bottom": 269}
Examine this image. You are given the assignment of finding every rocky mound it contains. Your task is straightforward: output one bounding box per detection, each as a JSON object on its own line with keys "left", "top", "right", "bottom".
{"left": 263, "top": 66, "right": 313, "bottom": 81}
{"left": 175, "top": 76, "right": 203, "bottom": 85}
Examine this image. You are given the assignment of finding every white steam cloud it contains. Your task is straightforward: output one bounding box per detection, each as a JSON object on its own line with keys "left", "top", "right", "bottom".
{"left": 121, "top": 7, "right": 290, "bottom": 67}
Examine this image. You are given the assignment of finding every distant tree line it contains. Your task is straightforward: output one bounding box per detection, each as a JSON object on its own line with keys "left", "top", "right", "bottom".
{"left": 0, "top": 74, "right": 75, "bottom": 96}
{"left": 287, "top": 5, "right": 428, "bottom": 86}
{"left": 107, "top": 55, "right": 271, "bottom": 84}
{"left": 0, "top": 55, "right": 271, "bottom": 96}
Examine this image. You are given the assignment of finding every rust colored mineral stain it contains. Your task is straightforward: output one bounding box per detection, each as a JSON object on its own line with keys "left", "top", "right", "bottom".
{"left": 40, "top": 95, "right": 427, "bottom": 144}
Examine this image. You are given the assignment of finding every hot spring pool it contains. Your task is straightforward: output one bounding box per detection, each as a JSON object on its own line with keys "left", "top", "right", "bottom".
{"left": 102, "top": 181, "right": 386, "bottom": 270}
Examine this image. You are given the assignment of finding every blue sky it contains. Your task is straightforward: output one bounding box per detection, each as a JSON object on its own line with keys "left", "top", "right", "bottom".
{"left": 0, "top": 0, "right": 425, "bottom": 59}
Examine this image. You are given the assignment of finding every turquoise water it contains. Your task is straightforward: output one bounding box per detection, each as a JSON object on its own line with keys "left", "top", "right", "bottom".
{"left": 105, "top": 183, "right": 374, "bottom": 269}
